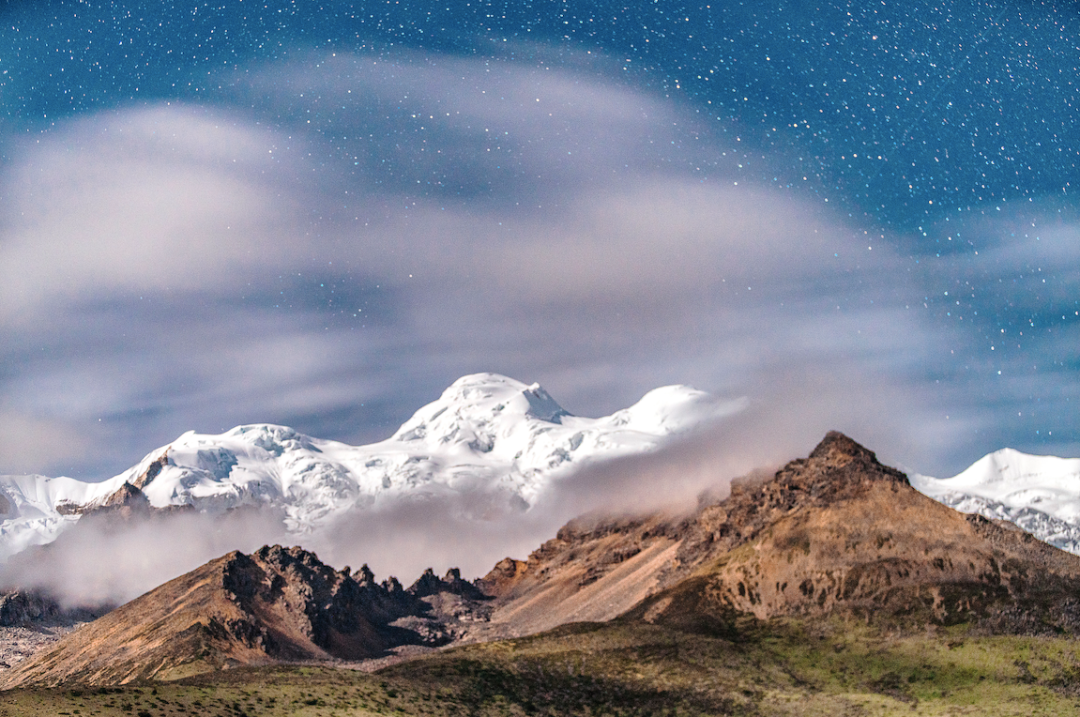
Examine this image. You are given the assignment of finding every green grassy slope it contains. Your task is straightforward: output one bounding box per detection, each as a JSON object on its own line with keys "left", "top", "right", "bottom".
{"left": 4, "top": 618, "right": 1080, "bottom": 716}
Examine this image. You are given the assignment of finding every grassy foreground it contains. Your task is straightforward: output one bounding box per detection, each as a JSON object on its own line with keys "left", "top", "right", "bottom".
{"left": 2, "top": 618, "right": 1080, "bottom": 716}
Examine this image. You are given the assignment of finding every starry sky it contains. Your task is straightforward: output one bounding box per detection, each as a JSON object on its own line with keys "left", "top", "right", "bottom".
{"left": 1, "top": 0, "right": 1078, "bottom": 481}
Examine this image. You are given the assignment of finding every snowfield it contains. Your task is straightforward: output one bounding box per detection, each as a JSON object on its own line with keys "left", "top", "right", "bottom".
{"left": 0, "top": 373, "right": 745, "bottom": 562}
{"left": 911, "top": 449, "right": 1080, "bottom": 554}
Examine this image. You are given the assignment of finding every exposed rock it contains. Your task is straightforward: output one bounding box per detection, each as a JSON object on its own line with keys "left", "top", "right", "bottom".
{"left": 408, "top": 567, "right": 487, "bottom": 601}
{"left": 131, "top": 450, "right": 169, "bottom": 490}
{"left": 52, "top": 481, "right": 192, "bottom": 521}
{"left": 0, "top": 592, "right": 61, "bottom": 627}
{"left": 0, "top": 546, "right": 487, "bottom": 688}
{"left": 476, "top": 557, "right": 527, "bottom": 596}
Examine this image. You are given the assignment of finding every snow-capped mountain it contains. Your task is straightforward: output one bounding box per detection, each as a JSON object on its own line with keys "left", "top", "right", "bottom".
{"left": 911, "top": 448, "right": 1080, "bottom": 554}
{"left": 0, "top": 373, "right": 744, "bottom": 562}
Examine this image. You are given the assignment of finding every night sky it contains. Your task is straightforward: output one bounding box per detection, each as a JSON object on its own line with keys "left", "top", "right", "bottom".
{"left": 1, "top": 0, "right": 1078, "bottom": 480}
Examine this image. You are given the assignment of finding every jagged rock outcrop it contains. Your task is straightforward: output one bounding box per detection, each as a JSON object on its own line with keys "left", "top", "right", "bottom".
{"left": 0, "top": 546, "right": 486, "bottom": 688}
{"left": 408, "top": 567, "right": 487, "bottom": 600}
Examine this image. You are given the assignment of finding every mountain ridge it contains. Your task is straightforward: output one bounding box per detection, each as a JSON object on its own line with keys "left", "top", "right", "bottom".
{"left": 8, "top": 431, "right": 1080, "bottom": 690}
{"left": 0, "top": 373, "right": 743, "bottom": 563}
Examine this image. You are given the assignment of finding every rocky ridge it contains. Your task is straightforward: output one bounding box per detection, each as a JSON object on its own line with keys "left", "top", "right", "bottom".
{"left": 0, "top": 546, "right": 492, "bottom": 688}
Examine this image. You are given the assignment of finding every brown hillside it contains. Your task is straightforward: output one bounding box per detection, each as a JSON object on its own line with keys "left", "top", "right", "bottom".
{"left": 628, "top": 431, "right": 1080, "bottom": 632}
{"left": 480, "top": 431, "right": 1080, "bottom": 637}
{"left": 0, "top": 545, "right": 466, "bottom": 688}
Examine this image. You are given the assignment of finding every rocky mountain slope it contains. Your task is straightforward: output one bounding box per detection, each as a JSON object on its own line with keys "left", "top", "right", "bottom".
{"left": 912, "top": 448, "right": 1080, "bottom": 554}
{"left": 474, "top": 432, "right": 1080, "bottom": 636}
{"left": 0, "top": 545, "right": 492, "bottom": 688}
{"left": 0, "top": 373, "right": 741, "bottom": 563}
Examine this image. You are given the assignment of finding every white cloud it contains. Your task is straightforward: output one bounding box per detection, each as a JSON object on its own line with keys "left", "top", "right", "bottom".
{"left": 0, "top": 105, "right": 309, "bottom": 324}
{"left": 0, "top": 49, "right": 979, "bottom": 480}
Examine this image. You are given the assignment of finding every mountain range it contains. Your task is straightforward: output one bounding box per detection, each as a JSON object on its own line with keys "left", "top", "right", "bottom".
{"left": 7, "top": 430, "right": 1080, "bottom": 696}
{"left": 0, "top": 373, "right": 743, "bottom": 563}
{"left": 4, "top": 373, "right": 1079, "bottom": 582}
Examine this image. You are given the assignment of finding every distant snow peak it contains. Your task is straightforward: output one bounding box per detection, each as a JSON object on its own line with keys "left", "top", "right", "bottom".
{"left": 0, "top": 372, "right": 744, "bottom": 563}
{"left": 912, "top": 448, "right": 1080, "bottom": 555}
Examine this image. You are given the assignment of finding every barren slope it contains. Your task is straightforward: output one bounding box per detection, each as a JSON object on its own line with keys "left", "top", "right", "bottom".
{"left": 0, "top": 546, "right": 463, "bottom": 688}
{"left": 480, "top": 432, "right": 1080, "bottom": 638}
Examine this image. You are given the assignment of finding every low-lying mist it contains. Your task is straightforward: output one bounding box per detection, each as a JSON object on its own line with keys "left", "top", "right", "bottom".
{"left": 0, "top": 418, "right": 812, "bottom": 609}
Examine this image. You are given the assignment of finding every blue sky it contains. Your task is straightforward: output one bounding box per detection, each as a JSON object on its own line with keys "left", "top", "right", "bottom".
{"left": 1, "top": 0, "right": 1078, "bottom": 479}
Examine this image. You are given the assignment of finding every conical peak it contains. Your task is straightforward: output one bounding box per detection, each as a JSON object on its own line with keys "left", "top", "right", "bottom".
{"left": 759, "top": 432, "right": 909, "bottom": 509}
{"left": 808, "top": 431, "right": 880, "bottom": 467}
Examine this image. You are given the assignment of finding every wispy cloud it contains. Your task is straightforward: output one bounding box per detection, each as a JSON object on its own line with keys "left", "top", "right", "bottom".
{"left": 1, "top": 47, "right": 1075, "bottom": 486}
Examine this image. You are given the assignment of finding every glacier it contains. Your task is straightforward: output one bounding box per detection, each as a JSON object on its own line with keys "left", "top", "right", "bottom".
{"left": 0, "top": 373, "right": 745, "bottom": 562}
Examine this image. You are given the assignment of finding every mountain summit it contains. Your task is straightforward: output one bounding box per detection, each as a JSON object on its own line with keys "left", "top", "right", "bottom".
{"left": 0, "top": 373, "right": 743, "bottom": 563}
{"left": 472, "top": 431, "right": 1080, "bottom": 637}
{"left": 912, "top": 448, "right": 1080, "bottom": 554}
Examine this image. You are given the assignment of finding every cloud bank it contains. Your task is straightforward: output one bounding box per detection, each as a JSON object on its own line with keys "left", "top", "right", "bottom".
{"left": 1, "top": 47, "right": 1077, "bottom": 490}
{"left": 2, "top": 417, "right": 800, "bottom": 607}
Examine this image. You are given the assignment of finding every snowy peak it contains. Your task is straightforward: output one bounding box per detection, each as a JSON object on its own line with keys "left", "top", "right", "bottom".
{"left": 0, "top": 373, "right": 745, "bottom": 561}
{"left": 912, "top": 448, "right": 1080, "bottom": 554}
{"left": 913, "top": 448, "right": 1080, "bottom": 522}
{"left": 612, "top": 385, "right": 744, "bottom": 434}
{"left": 389, "top": 373, "right": 569, "bottom": 449}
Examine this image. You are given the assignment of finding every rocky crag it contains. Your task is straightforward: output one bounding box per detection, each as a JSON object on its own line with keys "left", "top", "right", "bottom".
{"left": 0, "top": 546, "right": 491, "bottom": 688}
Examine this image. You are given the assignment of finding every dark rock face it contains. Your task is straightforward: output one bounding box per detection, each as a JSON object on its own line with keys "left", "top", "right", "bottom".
{"left": 0, "top": 592, "right": 60, "bottom": 627}
{"left": 214, "top": 545, "right": 462, "bottom": 661}
{"left": 0, "top": 591, "right": 105, "bottom": 627}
